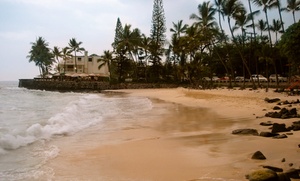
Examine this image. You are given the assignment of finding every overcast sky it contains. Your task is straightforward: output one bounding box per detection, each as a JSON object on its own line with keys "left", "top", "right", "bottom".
{"left": 0, "top": 0, "right": 296, "bottom": 81}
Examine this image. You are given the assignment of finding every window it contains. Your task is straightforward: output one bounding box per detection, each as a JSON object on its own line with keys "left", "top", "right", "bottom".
{"left": 88, "top": 58, "right": 93, "bottom": 62}
{"left": 78, "top": 57, "right": 82, "bottom": 61}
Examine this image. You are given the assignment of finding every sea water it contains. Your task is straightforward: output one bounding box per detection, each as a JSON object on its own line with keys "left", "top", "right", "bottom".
{"left": 0, "top": 81, "right": 156, "bottom": 180}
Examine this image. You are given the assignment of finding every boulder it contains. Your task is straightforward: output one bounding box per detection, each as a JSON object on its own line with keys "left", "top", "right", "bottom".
{"left": 284, "top": 168, "right": 300, "bottom": 179}
{"left": 273, "top": 134, "right": 288, "bottom": 139}
{"left": 232, "top": 129, "right": 259, "bottom": 135}
{"left": 273, "top": 106, "right": 281, "bottom": 110}
{"left": 252, "top": 151, "right": 267, "bottom": 160}
{"left": 265, "top": 97, "right": 281, "bottom": 103}
{"left": 246, "top": 169, "right": 278, "bottom": 181}
{"left": 260, "top": 121, "right": 273, "bottom": 126}
{"left": 277, "top": 173, "right": 291, "bottom": 181}
{"left": 272, "top": 123, "right": 288, "bottom": 133}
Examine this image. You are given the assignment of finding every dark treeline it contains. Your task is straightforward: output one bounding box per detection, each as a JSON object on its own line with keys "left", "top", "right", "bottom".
{"left": 27, "top": 0, "right": 300, "bottom": 90}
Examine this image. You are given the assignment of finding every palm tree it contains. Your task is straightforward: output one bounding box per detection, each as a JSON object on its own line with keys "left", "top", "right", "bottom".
{"left": 284, "top": 0, "right": 300, "bottom": 23}
{"left": 27, "top": 37, "right": 53, "bottom": 77}
{"left": 98, "top": 50, "right": 113, "bottom": 81}
{"left": 270, "top": 19, "right": 283, "bottom": 43}
{"left": 190, "top": 1, "right": 217, "bottom": 30}
{"left": 214, "top": 0, "right": 225, "bottom": 33}
{"left": 61, "top": 47, "right": 72, "bottom": 74}
{"left": 251, "top": 0, "right": 278, "bottom": 46}
{"left": 52, "top": 46, "right": 62, "bottom": 73}
{"left": 170, "top": 20, "right": 188, "bottom": 38}
{"left": 248, "top": 0, "right": 258, "bottom": 40}
{"left": 275, "top": 0, "right": 285, "bottom": 32}
{"left": 256, "top": 19, "right": 267, "bottom": 38}
{"left": 68, "top": 38, "right": 85, "bottom": 73}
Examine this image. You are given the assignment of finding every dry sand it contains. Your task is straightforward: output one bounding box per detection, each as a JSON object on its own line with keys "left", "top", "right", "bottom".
{"left": 49, "top": 87, "right": 300, "bottom": 181}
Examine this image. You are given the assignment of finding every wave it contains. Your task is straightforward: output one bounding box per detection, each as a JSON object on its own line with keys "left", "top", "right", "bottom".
{"left": 0, "top": 93, "right": 153, "bottom": 151}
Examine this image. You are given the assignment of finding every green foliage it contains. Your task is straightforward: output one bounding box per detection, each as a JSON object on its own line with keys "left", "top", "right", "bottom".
{"left": 279, "top": 21, "right": 300, "bottom": 75}
{"left": 112, "top": 18, "right": 124, "bottom": 50}
{"left": 27, "top": 37, "right": 54, "bottom": 77}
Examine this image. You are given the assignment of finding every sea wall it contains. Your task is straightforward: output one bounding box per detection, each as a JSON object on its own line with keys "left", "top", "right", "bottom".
{"left": 18, "top": 79, "right": 179, "bottom": 92}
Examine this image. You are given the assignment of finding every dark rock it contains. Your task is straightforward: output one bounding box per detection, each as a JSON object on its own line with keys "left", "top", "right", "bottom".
{"left": 284, "top": 168, "right": 300, "bottom": 179}
{"left": 262, "top": 165, "right": 283, "bottom": 172}
{"left": 273, "top": 106, "right": 281, "bottom": 110}
{"left": 259, "top": 132, "right": 279, "bottom": 137}
{"left": 260, "top": 121, "right": 273, "bottom": 126}
{"left": 289, "top": 163, "right": 293, "bottom": 167}
{"left": 252, "top": 151, "right": 267, "bottom": 160}
{"left": 265, "top": 97, "right": 281, "bottom": 103}
{"left": 282, "top": 158, "right": 286, "bottom": 162}
{"left": 289, "top": 108, "right": 297, "bottom": 115}
{"left": 272, "top": 123, "right": 288, "bottom": 133}
{"left": 265, "top": 111, "right": 282, "bottom": 118}
{"left": 232, "top": 129, "right": 259, "bottom": 135}
{"left": 246, "top": 169, "right": 278, "bottom": 181}
{"left": 273, "top": 134, "right": 288, "bottom": 139}
{"left": 277, "top": 173, "right": 291, "bottom": 181}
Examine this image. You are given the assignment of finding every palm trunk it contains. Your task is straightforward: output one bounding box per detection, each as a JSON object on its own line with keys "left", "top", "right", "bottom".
{"left": 74, "top": 52, "right": 77, "bottom": 73}
{"left": 293, "top": 11, "right": 296, "bottom": 23}
{"left": 264, "top": 9, "right": 272, "bottom": 46}
{"left": 248, "top": 0, "right": 257, "bottom": 39}
{"left": 277, "top": 0, "right": 285, "bottom": 32}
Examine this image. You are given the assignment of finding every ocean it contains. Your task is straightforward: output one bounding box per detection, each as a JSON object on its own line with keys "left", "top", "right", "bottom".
{"left": 0, "top": 81, "right": 162, "bottom": 180}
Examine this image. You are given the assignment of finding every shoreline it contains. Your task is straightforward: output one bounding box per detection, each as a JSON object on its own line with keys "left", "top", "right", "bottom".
{"left": 48, "top": 87, "right": 300, "bottom": 180}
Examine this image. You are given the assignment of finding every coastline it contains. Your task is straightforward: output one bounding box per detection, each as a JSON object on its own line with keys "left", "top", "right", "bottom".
{"left": 48, "top": 87, "right": 300, "bottom": 181}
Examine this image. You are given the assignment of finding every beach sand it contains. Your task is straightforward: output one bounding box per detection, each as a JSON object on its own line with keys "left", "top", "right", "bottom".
{"left": 48, "top": 88, "right": 300, "bottom": 181}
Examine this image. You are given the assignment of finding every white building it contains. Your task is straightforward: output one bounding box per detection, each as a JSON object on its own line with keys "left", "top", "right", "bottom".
{"left": 59, "top": 51, "right": 109, "bottom": 77}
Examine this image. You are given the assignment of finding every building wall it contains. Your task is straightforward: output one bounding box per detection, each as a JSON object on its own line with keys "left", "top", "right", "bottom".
{"left": 59, "top": 51, "right": 109, "bottom": 76}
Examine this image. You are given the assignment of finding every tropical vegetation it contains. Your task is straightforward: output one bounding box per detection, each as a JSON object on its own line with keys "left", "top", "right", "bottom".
{"left": 27, "top": 0, "right": 300, "bottom": 90}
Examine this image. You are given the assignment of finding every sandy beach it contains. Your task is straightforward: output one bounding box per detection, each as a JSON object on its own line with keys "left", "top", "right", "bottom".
{"left": 48, "top": 87, "right": 300, "bottom": 181}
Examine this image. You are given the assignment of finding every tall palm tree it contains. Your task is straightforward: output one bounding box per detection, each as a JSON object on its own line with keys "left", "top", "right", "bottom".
{"left": 276, "top": 0, "right": 285, "bottom": 32}
{"left": 270, "top": 19, "right": 283, "bottom": 43}
{"left": 170, "top": 20, "right": 188, "bottom": 38}
{"left": 98, "top": 50, "right": 113, "bottom": 81}
{"left": 284, "top": 0, "right": 300, "bottom": 23}
{"left": 190, "top": 1, "right": 217, "bottom": 30}
{"left": 248, "top": 0, "right": 258, "bottom": 40}
{"left": 256, "top": 19, "right": 267, "bottom": 38}
{"left": 68, "top": 38, "right": 85, "bottom": 73}
{"left": 251, "top": 0, "right": 278, "bottom": 46}
{"left": 27, "top": 37, "right": 53, "bottom": 77}
{"left": 52, "top": 46, "right": 62, "bottom": 73}
{"left": 61, "top": 47, "right": 72, "bottom": 74}
{"left": 214, "top": 0, "right": 225, "bottom": 33}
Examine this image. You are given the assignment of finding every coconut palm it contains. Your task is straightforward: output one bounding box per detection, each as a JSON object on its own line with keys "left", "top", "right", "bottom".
{"left": 52, "top": 46, "right": 62, "bottom": 73}
{"left": 190, "top": 1, "right": 217, "bottom": 30}
{"left": 27, "top": 37, "right": 53, "bottom": 77}
{"left": 251, "top": 0, "right": 278, "bottom": 46}
{"left": 170, "top": 20, "right": 188, "bottom": 38}
{"left": 98, "top": 50, "right": 113, "bottom": 81}
{"left": 284, "top": 0, "right": 300, "bottom": 23}
{"left": 68, "top": 38, "right": 85, "bottom": 73}
{"left": 214, "top": 0, "right": 225, "bottom": 33}
{"left": 270, "top": 19, "right": 283, "bottom": 43}
{"left": 256, "top": 19, "right": 267, "bottom": 37}
{"left": 61, "top": 47, "right": 72, "bottom": 74}
{"left": 275, "top": 0, "right": 285, "bottom": 32}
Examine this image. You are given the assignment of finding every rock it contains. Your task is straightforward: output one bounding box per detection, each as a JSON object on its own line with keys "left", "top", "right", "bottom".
{"left": 273, "top": 106, "right": 281, "bottom": 110}
{"left": 284, "top": 168, "right": 300, "bottom": 179}
{"left": 281, "top": 158, "right": 286, "bottom": 162}
{"left": 260, "top": 121, "right": 273, "bottom": 126}
{"left": 273, "top": 134, "right": 288, "bottom": 139}
{"left": 265, "top": 111, "right": 282, "bottom": 118}
{"left": 272, "top": 123, "right": 288, "bottom": 133}
{"left": 252, "top": 151, "right": 267, "bottom": 160}
{"left": 277, "top": 173, "right": 291, "bottom": 181}
{"left": 262, "top": 165, "right": 283, "bottom": 172}
{"left": 232, "top": 129, "right": 259, "bottom": 135}
{"left": 259, "top": 132, "right": 279, "bottom": 137}
{"left": 265, "top": 97, "right": 281, "bottom": 103}
{"left": 246, "top": 169, "right": 278, "bottom": 181}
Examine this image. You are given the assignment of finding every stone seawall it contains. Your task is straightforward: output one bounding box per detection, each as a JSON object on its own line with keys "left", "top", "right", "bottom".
{"left": 18, "top": 79, "right": 179, "bottom": 92}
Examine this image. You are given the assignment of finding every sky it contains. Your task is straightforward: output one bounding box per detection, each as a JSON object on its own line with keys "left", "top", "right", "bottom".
{"left": 0, "top": 0, "right": 297, "bottom": 81}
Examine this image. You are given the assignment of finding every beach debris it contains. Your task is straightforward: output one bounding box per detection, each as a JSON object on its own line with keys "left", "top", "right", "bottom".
{"left": 232, "top": 129, "right": 258, "bottom": 135}
{"left": 252, "top": 151, "right": 267, "bottom": 160}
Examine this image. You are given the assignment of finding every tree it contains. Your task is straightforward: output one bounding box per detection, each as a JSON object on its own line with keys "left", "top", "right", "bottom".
{"left": 27, "top": 37, "right": 54, "bottom": 77}
{"left": 252, "top": 0, "right": 278, "bottom": 46}
{"left": 256, "top": 19, "right": 267, "bottom": 38}
{"left": 149, "top": 0, "right": 166, "bottom": 81}
{"left": 170, "top": 20, "right": 188, "bottom": 38}
{"left": 284, "top": 0, "right": 300, "bottom": 23}
{"left": 190, "top": 1, "right": 217, "bottom": 30}
{"left": 270, "top": 19, "right": 283, "bottom": 43}
{"left": 112, "top": 17, "right": 124, "bottom": 50}
{"left": 279, "top": 21, "right": 300, "bottom": 75}
{"left": 52, "top": 46, "right": 62, "bottom": 73}
{"left": 98, "top": 50, "right": 113, "bottom": 81}
{"left": 214, "top": 0, "right": 225, "bottom": 33}
{"left": 61, "top": 47, "right": 72, "bottom": 74}
{"left": 68, "top": 38, "right": 85, "bottom": 73}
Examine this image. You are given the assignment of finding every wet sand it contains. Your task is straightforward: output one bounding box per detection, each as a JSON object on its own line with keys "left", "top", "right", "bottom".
{"left": 48, "top": 88, "right": 300, "bottom": 181}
